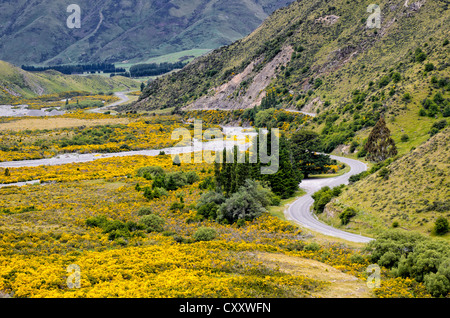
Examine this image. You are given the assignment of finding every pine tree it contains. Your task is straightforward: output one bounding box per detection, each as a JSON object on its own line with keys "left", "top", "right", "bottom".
{"left": 291, "top": 130, "right": 328, "bottom": 179}
{"left": 222, "top": 149, "right": 233, "bottom": 196}
{"left": 214, "top": 153, "right": 222, "bottom": 190}
{"left": 364, "top": 116, "right": 398, "bottom": 162}
{"left": 230, "top": 146, "right": 238, "bottom": 194}
{"left": 265, "top": 134, "right": 299, "bottom": 198}
{"left": 4, "top": 168, "right": 10, "bottom": 177}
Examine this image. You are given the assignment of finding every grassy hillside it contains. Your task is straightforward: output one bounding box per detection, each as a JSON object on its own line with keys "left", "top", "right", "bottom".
{"left": 135, "top": 0, "right": 449, "bottom": 108}
{"left": 322, "top": 128, "right": 450, "bottom": 237}
{"left": 131, "top": 0, "right": 449, "bottom": 157}
{"left": 0, "top": 61, "right": 140, "bottom": 103}
{"left": 0, "top": 0, "right": 295, "bottom": 65}
{"left": 129, "top": 0, "right": 450, "bottom": 242}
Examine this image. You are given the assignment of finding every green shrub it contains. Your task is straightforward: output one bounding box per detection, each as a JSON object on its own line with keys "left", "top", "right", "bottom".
{"left": 166, "top": 171, "right": 187, "bottom": 189}
{"left": 365, "top": 230, "right": 425, "bottom": 268}
{"left": 378, "top": 167, "right": 390, "bottom": 179}
{"left": 136, "top": 166, "right": 165, "bottom": 179}
{"left": 378, "top": 75, "right": 391, "bottom": 88}
{"left": 415, "top": 48, "right": 427, "bottom": 62}
{"left": 402, "top": 93, "right": 412, "bottom": 102}
{"left": 432, "top": 119, "right": 447, "bottom": 130}
{"left": 349, "top": 171, "right": 370, "bottom": 183}
{"left": 143, "top": 187, "right": 167, "bottom": 200}
{"left": 419, "top": 108, "right": 427, "bottom": 116}
{"left": 197, "top": 202, "right": 219, "bottom": 220}
{"left": 139, "top": 214, "right": 165, "bottom": 233}
{"left": 199, "top": 176, "right": 215, "bottom": 190}
{"left": 169, "top": 202, "right": 185, "bottom": 212}
{"left": 285, "top": 241, "right": 306, "bottom": 251}
{"left": 339, "top": 207, "right": 357, "bottom": 225}
{"left": 304, "top": 242, "right": 320, "bottom": 252}
{"left": 215, "top": 180, "right": 273, "bottom": 224}
{"left": 391, "top": 72, "right": 401, "bottom": 83}
{"left": 373, "top": 235, "right": 450, "bottom": 284}
{"left": 424, "top": 63, "right": 435, "bottom": 72}
{"left": 193, "top": 227, "right": 218, "bottom": 242}
{"left": 107, "top": 229, "right": 130, "bottom": 241}
{"left": 434, "top": 217, "right": 449, "bottom": 235}
{"left": 270, "top": 195, "right": 281, "bottom": 206}
{"left": 314, "top": 78, "right": 323, "bottom": 89}
{"left": 424, "top": 273, "right": 450, "bottom": 297}
{"left": 137, "top": 206, "right": 153, "bottom": 216}
{"left": 85, "top": 216, "right": 145, "bottom": 242}
{"left": 217, "top": 190, "right": 265, "bottom": 224}
{"left": 350, "top": 253, "right": 366, "bottom": 264}
{"left": 312, "top": 185, "right": 344, "bottom": 214}
{"left": 186, "top": 171, "right": 200, "bottom": 184}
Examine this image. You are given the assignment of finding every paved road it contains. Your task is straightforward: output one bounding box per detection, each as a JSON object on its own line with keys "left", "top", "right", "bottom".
{"left": 284, "top": 109, "right": 317, "bottom": 117}
{"left": 90, "top": 91, "right": 131, "bottom": 113}
{"left": 286, "top": 155, "right": 374, "bottom": 243}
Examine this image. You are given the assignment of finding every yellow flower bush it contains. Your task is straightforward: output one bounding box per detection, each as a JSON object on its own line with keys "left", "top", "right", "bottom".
{"left": 373, "top": 277, "right": 431, "bottom": 298}
{"left": 0, "top": 115, "right": 430, "bottom": 298}
{"left": 0, "top": 115, "right": 185, "bottom": 163}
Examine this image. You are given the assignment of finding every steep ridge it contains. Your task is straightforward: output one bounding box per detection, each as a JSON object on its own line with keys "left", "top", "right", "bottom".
{"left": 326, "top": 128, "right": 450, "bottom": 236}
{"left": 132, "top": 0, "right": 449, "bottom": 116}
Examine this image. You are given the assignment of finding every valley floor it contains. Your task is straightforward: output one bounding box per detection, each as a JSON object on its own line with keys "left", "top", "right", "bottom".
{"left": 0, "top": 111, "right": 435, "bottom": 299}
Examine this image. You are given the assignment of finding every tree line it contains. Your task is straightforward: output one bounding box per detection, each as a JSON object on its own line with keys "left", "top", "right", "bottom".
{"left": 21, "top": 63, "right": 125, "bottom": 75}
{"left": 128, "top": 62, "right": 187, "bottom": 77}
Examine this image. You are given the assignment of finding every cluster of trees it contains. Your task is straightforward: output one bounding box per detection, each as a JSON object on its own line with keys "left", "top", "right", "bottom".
{"left": 213, "top": 133, "right": 302, "bottom": 199}
{"left": 365, "top": 230, "right": 450, "bottom": 297}
{"left": 135, "top": 166, "right": 199, "bottom": 200}
{"left": 129, "top": 62, "right": 187, "bottom": 77}
{"left": 22, "top": 63, "right": 125, "bottom": 75}
{"left": 193, "top": 128, "right": 336, "bottom": 225}
{"left": 195, "top": 179, "right": 279, "bottom": 225}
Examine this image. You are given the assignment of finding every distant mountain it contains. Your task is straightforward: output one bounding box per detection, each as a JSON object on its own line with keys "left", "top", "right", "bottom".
{"left": 0, "top": 61, "right": 139, "bottom": 102}
{"left": 0, "top": 0, "right": 296, "bottom": 66}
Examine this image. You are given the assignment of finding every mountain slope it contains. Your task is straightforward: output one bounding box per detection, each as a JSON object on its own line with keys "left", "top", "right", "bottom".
{"left": 0, "top": 61, "right": 139, "bottom": 102}
{"left": 0, "top": 0, "right": 295, "bottom": 65}
{"left": 133, "top": 0, "right": 449, "bottom": 112}
{"left": 324, "top": 128, "right": 449, "bottom": 236}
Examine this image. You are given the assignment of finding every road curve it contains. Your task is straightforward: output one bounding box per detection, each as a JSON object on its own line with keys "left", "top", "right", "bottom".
{"left": 90, "top": 91, "right": 131, "bottom": 113}
{"left": 286, "top": 155, "right": 374, "bottom": 243}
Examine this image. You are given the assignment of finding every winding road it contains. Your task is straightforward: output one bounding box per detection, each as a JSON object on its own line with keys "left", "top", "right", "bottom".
{"left": 90, "top": 90, "right": 132, "bottom": 113}
{"left": 286, "top": 155, "right": 373, "bottom": 243}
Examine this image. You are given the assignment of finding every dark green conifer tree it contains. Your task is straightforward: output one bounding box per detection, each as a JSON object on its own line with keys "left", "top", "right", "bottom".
{"left": 364, "top": 116, "right": 398, "bottom": 162}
